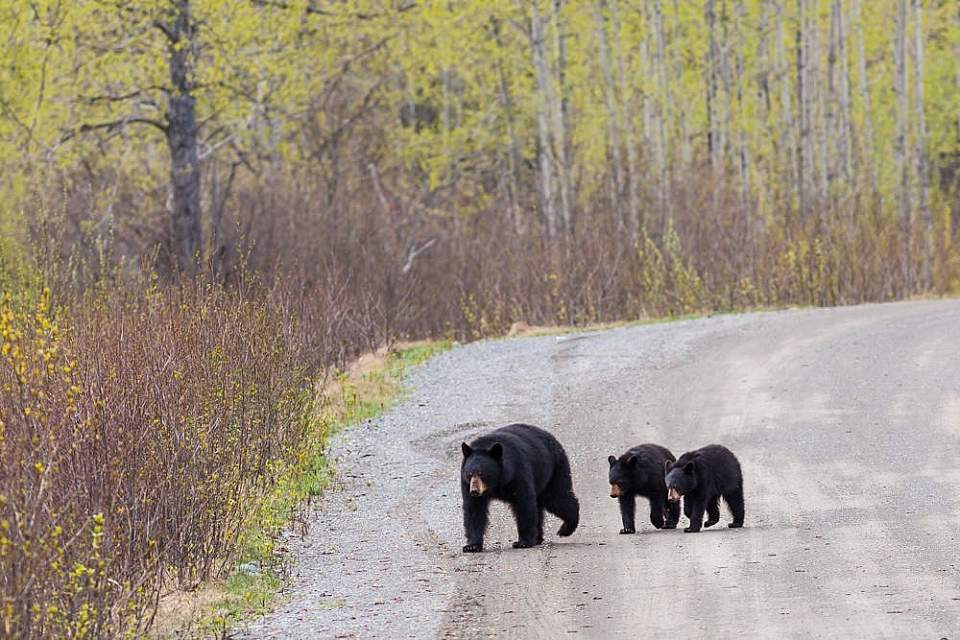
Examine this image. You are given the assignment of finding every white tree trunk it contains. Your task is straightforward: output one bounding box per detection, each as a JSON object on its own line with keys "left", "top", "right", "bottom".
{"left": 852, "top": 0, "right": 877, "bottom": 194}
{"left": 530, "top": 1, "right": 559, "bottom": 238}
{"left": 610, "top": 0, "right": 641, "bottom": 236}
{"left": 551, "top": 0, "right": 575, "bottom": 235}
{"left": 893, "top": 0, "right": 910, "bottom": 225}
{"left": 594, "top": 1, "right": 625, "bottom": 227}
{"left": 776, "top": 1, "right": 798, "bottom": 211}
{"left": 911, "top": 0, "right": 929, "bottom": 229}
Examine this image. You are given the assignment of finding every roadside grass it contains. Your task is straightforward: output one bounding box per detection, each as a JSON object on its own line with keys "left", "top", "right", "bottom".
{"left": 155, "top": 340, "right": 452, "bottom": 639}
{"left": 503, "top": 304, "right": 813, "bottom": 339}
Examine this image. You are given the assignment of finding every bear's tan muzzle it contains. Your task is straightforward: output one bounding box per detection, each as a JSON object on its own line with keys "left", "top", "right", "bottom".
{"left": 609, "top": 484, "right": 621, "bottom": 498}
{"left": 667, "top": 487, "right": 682, "bottom": 502}
{"left": 469, "top": 476, "right": 487, "bottom": 497}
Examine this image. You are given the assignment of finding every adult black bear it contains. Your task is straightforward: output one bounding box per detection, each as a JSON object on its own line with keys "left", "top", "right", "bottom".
{"left": 664, "top": 444, "right": 744, "bottom": 533}
{"left": 460, "top": 424, "right": 579, "bottom": 553}
{"left": 607, "top": 444, "right": 680, "bottom": 533}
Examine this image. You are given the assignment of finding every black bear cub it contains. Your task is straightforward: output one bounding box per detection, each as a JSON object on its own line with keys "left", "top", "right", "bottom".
{"left": 460, "top": 423, "right": 580, "bottom": 553}
{"left": 664, "top": 444, "right": 744, "bottom": 533}
{"left": 607, "top": 444, "right": 680, "bottom": 533}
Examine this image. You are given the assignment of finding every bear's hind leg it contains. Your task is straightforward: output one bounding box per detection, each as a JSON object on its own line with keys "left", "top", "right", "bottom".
{"left": 543, "top": 471, "right": 579, "bottom": 537}
{"left": 552, "top": 495, "right": 579, "bottom": 537}
{"left": 724, "top": 487, "right": 745, "bottom": 528}
{"left": 704, "top": 496, "right": 721, "bottom": 528}
{"left": 648, "top": 495, "right": 666, "bottom": 529}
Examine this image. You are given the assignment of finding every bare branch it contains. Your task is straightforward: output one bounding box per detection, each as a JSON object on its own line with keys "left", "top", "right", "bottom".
{"left": 153, "top": 18, "right": 175, "bottom": 41}
{"left": 249, "top": 0, "right": 417, "bottom": 20}
{"left": 59, "top": 116, "right": 168, "bottom": 145}
{"left": 401, "top": 237, "right": 437, "bottom": 275}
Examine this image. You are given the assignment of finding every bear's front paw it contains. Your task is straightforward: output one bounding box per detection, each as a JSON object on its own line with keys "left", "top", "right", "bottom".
{"left": 512, "top": 539, "right": 537, "bottom": 549}
{"left": 662, "top": 522, "right": 678, "bottom": 530}
{"left": 462, "top": 543, "right": 483, "bottom": 553}
{"left": 683, "top": 526, "right": 701, "bottom": 533}
{"left": 728, "top": 522, "right": 743, "bottom": 529}
{"left": 619, "top": 527, "right": 636, "bottom": 534}
{"left": 703, "top": 518, "right": 719, "bottom": 528}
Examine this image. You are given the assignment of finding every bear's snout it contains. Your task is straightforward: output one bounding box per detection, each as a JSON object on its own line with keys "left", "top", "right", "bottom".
{"left": 469, "top": 475, "right": 487, "bottom": 497}
{"left": 609, "top": 484, "right": 620, "bottom": 498}
{"left": 667, "top": 487, "right": 682, "bottom": 502}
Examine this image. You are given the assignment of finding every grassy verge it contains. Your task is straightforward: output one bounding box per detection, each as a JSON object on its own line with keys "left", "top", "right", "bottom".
{"left": 154, "top": 340, "right": 452, "bottom": 639}
{"left": 502, "top": 305, "right": 812, "bottom": 339}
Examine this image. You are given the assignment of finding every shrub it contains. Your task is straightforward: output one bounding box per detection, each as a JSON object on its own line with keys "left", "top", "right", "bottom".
{"left": 1, "top": 284, "right": 328, "bottom": 637}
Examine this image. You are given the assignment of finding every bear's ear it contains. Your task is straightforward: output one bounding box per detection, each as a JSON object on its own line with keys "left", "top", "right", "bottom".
{"left": 664, "top": 459, "right": 672, "bottom": 472}
{"left": 625, "top": 455, "right": 638, "bottom": 467}
{"left": 462, "top": 442, "right": 473, "bottom": 458}
{"left": 683, "top": 460, "right": 696, "bottom": 473}
{"left": 489, "top": 442, "right": 504, "bottom": 460}
{"left": 608, "top": 455, "right": 617, "bottom": 467}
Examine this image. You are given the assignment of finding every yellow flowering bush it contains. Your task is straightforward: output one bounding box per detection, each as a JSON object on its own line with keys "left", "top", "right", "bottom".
{"left": 1, "top": 284, "right": 324, "bottom": 638}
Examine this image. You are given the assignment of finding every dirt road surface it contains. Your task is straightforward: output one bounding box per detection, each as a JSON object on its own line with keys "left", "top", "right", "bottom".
{"left": 240, "top": 300, "right": 960, "bottom": 639}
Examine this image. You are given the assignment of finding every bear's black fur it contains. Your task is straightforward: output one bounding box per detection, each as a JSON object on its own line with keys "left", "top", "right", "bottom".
{"left": 607, "top": 444, "right": 680, "bottom": 534}
{"left": 664, "top": 444, "right": 744, "bottom": 533}
{"left": 460, "top": 423, "right": 580, "bottom": 553}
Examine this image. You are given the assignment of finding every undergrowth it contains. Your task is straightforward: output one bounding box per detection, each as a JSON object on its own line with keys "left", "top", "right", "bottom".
{"left": 173, "top": 341, "right": 451, "bottom": 639}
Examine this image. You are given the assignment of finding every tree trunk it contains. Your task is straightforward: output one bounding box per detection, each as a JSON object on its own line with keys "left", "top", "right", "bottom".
{"left": 492, "top": 18, "right": 524, "bottom": 235}
{"left": 166, "top": 0, "right": 202, "bottom": 274}
{"left": 810, "top": 0, "right": 829, "bottom": 204}
{"left": 652, "top": 0, "right": 671, "bottom": 218}
{"left": 826, "top": 0, "right": 839, "bottom": 193}
{"left": 852, "top": 0, "right": 877, "bottom": 195}
{"left": 719, "top": 0, "right": 734, "bottom": 174}
{"left": 893, "top": 0, "right": 910, "bottom": 226}
{"left": 911, "top": 0, "right": 929, "bottom": 230}
{"left": 530, "top": 1, "right": 559, "bottom": 238}
{"left": 775, "top": 1, "right": 797, "bottom": 216}
{"left": 911, "top": 0, "right": 930, "bottom": 286}
{"left": 551, "top": 0, "right": 575, "bottom": 235}
{"left": 893, "top": 0, "right": 911, "bottom": 287}
{"left": 796, "top": 0, "right": 810, "bottom": 218}
{"left": 834, "top": 0, "right": 853, "bottom": 185}
{"left": 593, "top": 1, "right": 624, "bottom": 228}
{"left": 733, "top": 0, "right": 750, "bottom": 206}
{"left": 705, "top": 0, "right": 723, "bottom": 172}
{"left": 670, "top": 0, "right": 692, "bottom": 169}
{"left": 610, "top": 0, "right": 641, "bottom": 236}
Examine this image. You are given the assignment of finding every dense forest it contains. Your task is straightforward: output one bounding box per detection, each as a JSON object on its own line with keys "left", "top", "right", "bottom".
{"left": 1, "top": 0, "right": 959, "bottom": 636}
{"left": 2, "top": 0, "right": 959, "bottom": 311}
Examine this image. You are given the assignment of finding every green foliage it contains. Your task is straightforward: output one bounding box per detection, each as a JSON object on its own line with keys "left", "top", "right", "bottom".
{"left": 4, "top": 1, "right": 957, "bottom": 234}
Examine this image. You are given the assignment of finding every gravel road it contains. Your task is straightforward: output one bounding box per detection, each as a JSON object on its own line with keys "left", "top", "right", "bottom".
{"left": 239, "top": 299, "right": 960, "bottom": 639}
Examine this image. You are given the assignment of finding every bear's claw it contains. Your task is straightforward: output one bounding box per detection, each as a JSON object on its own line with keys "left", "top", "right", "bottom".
{"left": 619, "top": 527, "right": 636, "bottom": 534}
{"left": 462, "top": 543, "right": 483, "bottom": 553}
